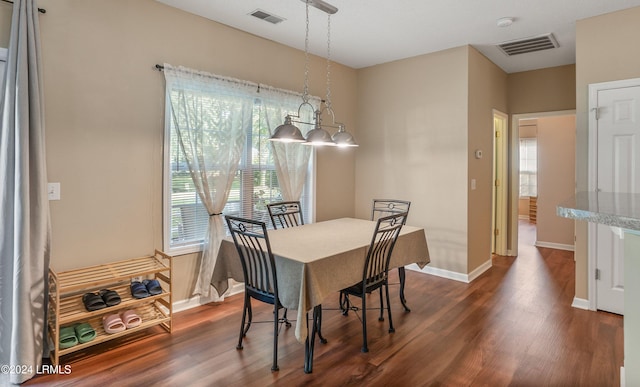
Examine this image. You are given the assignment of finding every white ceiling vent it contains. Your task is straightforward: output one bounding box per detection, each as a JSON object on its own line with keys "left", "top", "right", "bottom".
{"left": 249, "top": 9, "right": 285, "bottom": 24}
{"left": 497, "top": 33, "right": 559, "bottom": 56}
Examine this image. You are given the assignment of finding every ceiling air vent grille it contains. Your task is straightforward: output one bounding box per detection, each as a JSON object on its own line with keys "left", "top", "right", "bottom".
{"left": 249, "top": 9, "right": 285, "bottom": 24}
{"left": 497, "top": 33, "right": 559, "bottom": 56}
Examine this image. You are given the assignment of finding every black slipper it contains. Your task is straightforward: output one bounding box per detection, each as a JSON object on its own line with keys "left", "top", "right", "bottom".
{"left": 130, "top": 281, "right": 150, "bottom": 299}
{"left": 99, "top": 289, "right": 121, "bottom": 307}
{"left": 143, "top": 279, "right": 163, "bottom": 296}
{"left": 82, "top": 292, "right": 107, "bottom": 311}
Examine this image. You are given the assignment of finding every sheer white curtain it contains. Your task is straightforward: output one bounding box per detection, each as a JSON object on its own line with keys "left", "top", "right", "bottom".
{"left": 259, "top": 89, "right": 319, "bottom": 201}
{"left": 0, "top": 0, "right": 50, "bottom": 384}
{"left": 163, "top": 64, "right": 252, "bottom": 297}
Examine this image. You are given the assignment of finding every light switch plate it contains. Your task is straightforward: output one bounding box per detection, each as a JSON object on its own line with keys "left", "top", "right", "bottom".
{"left": 48, "top": 182, "right": 60, "bottom": 200}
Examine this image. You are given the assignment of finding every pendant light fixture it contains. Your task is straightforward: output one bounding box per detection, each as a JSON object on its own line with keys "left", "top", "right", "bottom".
{"left": 269, "top": 0, "right": 357, "bottom": 147}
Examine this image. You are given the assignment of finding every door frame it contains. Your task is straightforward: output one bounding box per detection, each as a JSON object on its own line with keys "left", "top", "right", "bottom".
{"left": 587, "top": 77, "right": 640, "bottom": 311}
{"left": 493, "top": 110, "right": 509, "bottom": 255}
{"left": 509, "top": 110, "right": 576, "bottom": 257}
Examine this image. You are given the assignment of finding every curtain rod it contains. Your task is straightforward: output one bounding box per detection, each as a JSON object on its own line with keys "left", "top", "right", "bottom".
{"left": 155, "top": 63, "right": 323, "bottom": 101}
{"left": 0, "top": 0, "right": 46, "bottom": 13}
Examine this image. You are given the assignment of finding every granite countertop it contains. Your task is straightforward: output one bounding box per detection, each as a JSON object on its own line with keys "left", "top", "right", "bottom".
{"left": 557, "top": 191, "right": 640, "bottom": 231}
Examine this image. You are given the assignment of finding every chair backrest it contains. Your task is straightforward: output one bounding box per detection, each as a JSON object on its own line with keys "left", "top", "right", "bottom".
{"left": 362, "top": 212, "right": 407, "bottom": 290}
{"left": 225, "top": 215, "right": 279, "bottom": 304}
{"left": 267, "top": 201, "right": 304, "bottom": 229}
{"left": 371, "top": 199, "right": 411, "bottom": 224}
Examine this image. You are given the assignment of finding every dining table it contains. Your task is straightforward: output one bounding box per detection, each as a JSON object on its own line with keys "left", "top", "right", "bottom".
{"left": 210, "top": 217, "right": 430, "bottom": 373}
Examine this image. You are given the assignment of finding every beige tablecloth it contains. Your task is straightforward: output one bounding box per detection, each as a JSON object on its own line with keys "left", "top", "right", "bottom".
{"left": 211, "top": 217, "right": 430, "bottom": 342}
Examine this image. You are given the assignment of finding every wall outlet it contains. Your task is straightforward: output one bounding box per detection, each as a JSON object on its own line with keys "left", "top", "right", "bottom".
{"left": 48, "top": 182, "right": 60, "bottom": 200}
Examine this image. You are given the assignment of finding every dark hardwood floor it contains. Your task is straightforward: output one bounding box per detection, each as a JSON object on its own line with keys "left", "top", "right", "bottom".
{"left": 27, "top": 221, "right": 623, "bottom": 386}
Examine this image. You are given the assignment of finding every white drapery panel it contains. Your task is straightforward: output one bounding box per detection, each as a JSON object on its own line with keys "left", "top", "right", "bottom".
{"left": 259, "top": 89, "right": 319, "bottom": 201}
{"left": 163, "top": 64, "right": 251, "bottom": 297}
{"left": 0, "top": 0, "right": 50, "bottom": 384}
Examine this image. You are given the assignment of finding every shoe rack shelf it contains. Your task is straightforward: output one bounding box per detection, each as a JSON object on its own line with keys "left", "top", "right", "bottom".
{"left": 47, "top": 250, "right": 173, "bottom": 366}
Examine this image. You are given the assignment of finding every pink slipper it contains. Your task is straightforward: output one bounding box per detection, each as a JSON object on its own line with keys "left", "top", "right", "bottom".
{"left": 102, "top": 313, "right": 126, "bottom": 334}
{"left": 120, "top": 310, "right": 142, "bottom": 329}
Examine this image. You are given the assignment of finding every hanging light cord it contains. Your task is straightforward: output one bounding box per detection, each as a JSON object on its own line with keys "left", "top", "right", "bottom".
{"left": 325, "top": 14, "right": 332, "bottom": 111}
{"left": 302, "top": 1, "right": 310, "bottom": 104}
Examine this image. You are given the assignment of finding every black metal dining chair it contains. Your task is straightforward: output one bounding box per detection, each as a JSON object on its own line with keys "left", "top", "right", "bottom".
{"left": 267, "top": 201, "right": 304, "bottom": 229}
{"left": 371, "top": 199, "right": 412, "bottom": 311}
{"left": 371, "top": 199, "right": 411, "bottom": 221}
{"left": 225, "top": 215, "right": 291, "bottom": 372}
{"left": 339, "top": 212, "right": 407, "bottom": 353}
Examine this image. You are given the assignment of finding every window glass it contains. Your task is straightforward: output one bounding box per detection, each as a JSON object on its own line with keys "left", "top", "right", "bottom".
{"left": 165, "top": 97, "right": 313, "bottom": 255}
{"left": 519, "top": 138, "right": 537, "bottom": 197}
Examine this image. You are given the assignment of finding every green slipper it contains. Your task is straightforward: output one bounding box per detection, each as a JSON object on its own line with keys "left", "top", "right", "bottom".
{"left": 75, "top": 322, "right": 96, "bottom": 343}
{"left": 59, "top": 326, "right": 78, "bottom": 349}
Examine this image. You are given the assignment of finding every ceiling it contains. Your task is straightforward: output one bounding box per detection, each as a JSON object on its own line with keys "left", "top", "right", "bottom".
{"left": 155, "top": 0, "right": 640, "bottom": 73}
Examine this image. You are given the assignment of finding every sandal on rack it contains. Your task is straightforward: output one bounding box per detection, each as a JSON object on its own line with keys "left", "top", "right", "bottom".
{"left": 130, "top": 281, "right": 149, "bottom": 299}
{"left": 99, "top": 289, "right": 121, "bottom": 307}
{"left": 120, "top": 310, "right": 142, "bottom": 329}
{"left": 103, "top": 313, "right": 127, "bottom": 334}
{"left": 143, "top": 279, "right": 163, "bottom": 295}
{"left": 82, "top": 292, "right": 107, "bottom": 311}
{"left": 74, "top": 322, "right": 96, "bottom": 343}
{"left": 59, "top": 326, "right": 78, "bottom": 349}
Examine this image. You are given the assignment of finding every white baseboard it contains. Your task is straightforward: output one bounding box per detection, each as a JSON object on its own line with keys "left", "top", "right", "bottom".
{"left": 172, "top": 282, "right": 244, "bottom": 313}
{"left": 468, "top": 259, "right": 493, "bottom": 282}
{"left": 406, "top": 257, "right": 492, "bottom": 284}
{"left": 571, "top": 297, "right": 590, "bottom": 310}
{"left": 621, "top": 366, "right": 625, "bottom": 387}
{"left": 535, "top": 241, "right": 575, "bottom": 251}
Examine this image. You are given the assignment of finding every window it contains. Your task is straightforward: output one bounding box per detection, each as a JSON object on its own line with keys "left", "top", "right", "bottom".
{"left": 163, "top": 85, "right": 314, "bottom": 255}
{"left": 519, "top": 138, "right": 537, "bottom": 197}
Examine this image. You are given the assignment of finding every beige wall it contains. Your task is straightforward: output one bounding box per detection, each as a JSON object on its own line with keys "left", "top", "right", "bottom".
{"left": 467, "top": 47, "right": 508, "bottom": 272}
{"left": 36, "top": 0, "right": 357, "bottom": 303}
{"left": 356, "top": 46, "right": 470, "bottom": 273}
{"left": 536, "top": 115, "right": 576, "bottom": 246}
{"left": 508, "top": 64, "right": 576, "bottom": 114}
{"left": 0, "top": 3, "right": 10, "bottom": 48}
{"left": 12, "top": 0, "right": 633, "bottom": 302}
{"left": 575, "top": 6, "right": 640, "bottom": 299}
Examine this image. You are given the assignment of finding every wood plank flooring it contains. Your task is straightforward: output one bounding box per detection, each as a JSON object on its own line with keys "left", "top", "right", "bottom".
{"left": 27, "top": 221, "right": 623, "bottom": 386}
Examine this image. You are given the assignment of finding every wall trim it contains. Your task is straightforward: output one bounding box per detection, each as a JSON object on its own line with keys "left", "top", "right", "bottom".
{"left": 571, "top": 297, "right": 591, "bottom": 310}
{"left": 535, "top": 241, "right": 575, "bottom": 251}
{"left": 407, "top": 258, "right": 492, "bottom": 283}
{"left": 172, "top": 282, "right": 244, "bottom": 313}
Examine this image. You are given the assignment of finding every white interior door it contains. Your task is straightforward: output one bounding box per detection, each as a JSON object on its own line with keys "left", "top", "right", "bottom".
{"left": 592, "top": 83, "right": 640, "bottom": 315}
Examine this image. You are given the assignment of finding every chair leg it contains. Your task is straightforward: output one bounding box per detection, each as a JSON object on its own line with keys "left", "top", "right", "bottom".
{"left": 340, "top": 291, "right": 350, "bottom": 315}
{"left": 316, "top": 306, "right": 328, "bottom": 344}
{"left": 385, "top": 284, "right": 395, "bottom": 333}
{"left": 237, "top": 293, "right": 251, "bottom": 350}
{"left": 282, "top": 308, "right": 292, "bottom": 327}
{"left": 361, "top": 292, "right": 369, "bottom": 353}
{"left": 378, "top": 287, "right": 384, "bottom": 321}
{"left": 398, "top": 267, "right": 411, "bottom": 312}
{"left": 272, "top": 304, "right": 279, "bottom": 372}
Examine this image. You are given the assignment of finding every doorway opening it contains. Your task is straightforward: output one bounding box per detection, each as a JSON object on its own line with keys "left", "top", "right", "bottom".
{"left": 508, "top": 110, "right": 576, "bottom": 257}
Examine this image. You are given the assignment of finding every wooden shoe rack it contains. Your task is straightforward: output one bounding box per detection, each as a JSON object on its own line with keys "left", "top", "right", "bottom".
{"left": 47, "top": 250, "right": 173, "bottom": 366}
